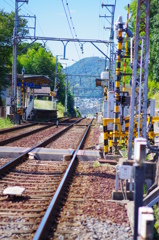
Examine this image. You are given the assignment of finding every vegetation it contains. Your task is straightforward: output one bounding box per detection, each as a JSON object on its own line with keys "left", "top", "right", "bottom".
{"left": 128, "top": 0, "right": 159, "bottom": 95}
{"left": 63, "top": 57, "right": 104, "bottom": 98}
{"left": 16, "top": 43, "right": 75, "bottom": 116}
{"left": 0, "top": 9, "right": 75, "bottom": 115}
{"left": 0, "top": 10, "right": 28, "bottom": 96}
{"left": 0, "top": 10, "right": 14, "bottom": 95}
{"left": 57, "top": 102, "right": 65, "bottom": 118}
{"left": 153, "top": 205, "right": 159, "bottom": 239}
{"left": 0, "top": 117, "right": 13, "bottom": 129}
{"left": 33, "top": 99, "right": 65, "bottom": 118}
{"left": 34, "top": 99, "right": 52, "bottom": 109}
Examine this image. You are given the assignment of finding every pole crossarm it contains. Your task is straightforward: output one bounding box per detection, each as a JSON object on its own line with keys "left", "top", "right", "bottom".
{"left": 16, "top": 35, "right": 113, "bottom": 44}
{"left": 64, "top": 73, "right": 100, "bottom": 78}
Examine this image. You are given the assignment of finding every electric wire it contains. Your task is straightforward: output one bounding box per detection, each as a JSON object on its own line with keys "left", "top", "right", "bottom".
{"left": 66, "top": 0, "right": 77, "bottom": 38}
{"left": 3, "top": 0, "right": 14, "bottom": 10}
{"left": 66, "top": 1, "right": 88, "bottom": 75}
{"left": 61, "top": 0, "right": 74, "bottom": 39}
{"left": 62, "top": 0, "right": 88, "bottom": 75}
{"left": 7, "top": 0, "right": 45, "bottom": 39}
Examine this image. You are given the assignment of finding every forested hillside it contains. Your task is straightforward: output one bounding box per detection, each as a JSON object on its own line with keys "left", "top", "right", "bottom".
{"left": 63, "top": 57, "right": 105, "bottom": 98}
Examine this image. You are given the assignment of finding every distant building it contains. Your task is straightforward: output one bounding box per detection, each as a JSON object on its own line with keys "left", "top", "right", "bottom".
{"left": 1, "top": 74, "right": 57, "bottom": 120}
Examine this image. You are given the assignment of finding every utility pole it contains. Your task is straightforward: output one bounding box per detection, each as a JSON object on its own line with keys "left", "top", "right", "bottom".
{"left": 12, "top": 0, "right": 29, "bottom": 121}
{"left": 12, "top": 0, "right": 18, "bottom": 115}
{"left": 100, "top": 1, "right": 116, "bottom": 91}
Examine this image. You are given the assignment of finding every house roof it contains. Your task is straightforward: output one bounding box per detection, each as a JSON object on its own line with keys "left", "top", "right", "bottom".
{"left": 28, "top": 86, "right": 51, "bottom": 95}
{"left": 7, "top": 74, "right": 52, "bottom": 86}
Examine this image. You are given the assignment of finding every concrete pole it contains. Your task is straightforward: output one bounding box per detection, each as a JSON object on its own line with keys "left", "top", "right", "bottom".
{"left": 13, "top": 0, "right": 18, "bottom": 113}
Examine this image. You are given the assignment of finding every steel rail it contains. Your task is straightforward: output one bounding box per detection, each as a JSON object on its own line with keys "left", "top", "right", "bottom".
{"left": 0, "top": 122, "right": 37, "bottom": 134}
{"left": 0, "top": 118, "right": 83, "bottom": 175}
{"left": 0, "top": 123, "right": 55, "bottom": 146}
{"left": 33, "top": 118, "right": 93, "bottom": 240}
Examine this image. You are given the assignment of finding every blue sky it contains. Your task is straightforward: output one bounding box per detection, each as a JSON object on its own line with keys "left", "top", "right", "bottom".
{"left": 1, "top": 0, "right": 130, "bottom": 66}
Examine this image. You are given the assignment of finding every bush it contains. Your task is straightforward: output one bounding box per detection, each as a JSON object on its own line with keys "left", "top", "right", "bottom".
{"left": 0, "top": 117, "right": 13, "bottom": 129}
{"left": 148, "top": 80, "right": 159, "bottom": 98}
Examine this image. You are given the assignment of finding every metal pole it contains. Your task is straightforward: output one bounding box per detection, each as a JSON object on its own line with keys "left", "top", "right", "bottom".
{"left": 128, "top": 1, "right": 141, "bottom": 159}
{"left": 64, "top": 76, "right": 68, "bottom": 113}
{"left": 54, "top": 56, "right": 58, "bottom": 92}
{"left": 54, "top": 55, "right": 58, "bottom": 110}
{"left": 138, "top": 39, "right": 144, "bottom": 137}
{"left": 142, "top": 0, "right": 150, "bottom": 138}
{"left": 134, "top": 165, "right": 144, "bottom": 240}
{"left": 34, "top": 15, "right": 36, "bottom": 38}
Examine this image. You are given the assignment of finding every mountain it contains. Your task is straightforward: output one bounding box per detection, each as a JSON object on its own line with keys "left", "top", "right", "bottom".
{"left": 63, "top": 57, "right": 106, "bottom": 99}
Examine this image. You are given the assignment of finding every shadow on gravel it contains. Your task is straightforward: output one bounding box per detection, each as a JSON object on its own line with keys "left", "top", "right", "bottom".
{"left": 75, "top": 172, "right": 115, "bottom": 179}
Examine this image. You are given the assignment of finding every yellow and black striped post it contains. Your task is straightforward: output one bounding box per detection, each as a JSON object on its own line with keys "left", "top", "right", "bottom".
{"left": 148, "top": 117, "right": 155, "bottom": 143}
{"left": 103, "top": 119, "right": 108, "bottom": 155}
{"left": 123, "top": 4, "right": 129, "bottom": 92}
{"left": 109, "top": 139, "right": 113, "bottom": 153}
{"left": 21, "top": 74, "right": 24, "bottom": 109}
{"left": 113, "top": 18, "right": 124, "bottom": 153}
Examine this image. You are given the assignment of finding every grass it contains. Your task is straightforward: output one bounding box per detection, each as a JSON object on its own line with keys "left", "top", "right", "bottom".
{"left": 151, "top": 92, "right": 159, "bottom": 109}
{"left": 34, "top": 99, "right": 52, "bottom": 109}
{"left": 57, "top": 102, "right": 65, "bottom": 118}
{"left": 93, "top": 161, "right": 115, "bottom": 170}
{"left": 0, "top": 117, "right": 13, "bottom": 129}
{"left": 34, "top": 99, "right": 65, "bottom": 118}
{"left": 120, "top": 146, "right": 128, "bottom": 158}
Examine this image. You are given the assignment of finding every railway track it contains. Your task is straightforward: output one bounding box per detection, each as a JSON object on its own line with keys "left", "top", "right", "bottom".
{"left": 0, "top": 118, "right": 81, "bottom": 146}
{"left": 0, "top": 117, "right": 133, "bottom": 239}
{"left": 52, "top": 161, "right": 131, "bottom": 240}
{"left": 0, "top": 159, "right": 69, "bottom": 239}
{"left": 0, "top": 123, "right": 53, "bottom": 145}
{"left": 0, "top": 118, "right": 93, "bottom": 239}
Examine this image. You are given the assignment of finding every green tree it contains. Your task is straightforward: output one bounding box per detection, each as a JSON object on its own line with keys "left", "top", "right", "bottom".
{"left": 17, "top": 43, "right": 75, "bottom": 112}
{"left": 0, "top": 10, "right": 28, "bottom": 95}
{"left": 128, "top": 0, "right": 159, "bottom": 85}
{"left": 149, "top": 0, "right": 159, "bottom": 82}
{"left": 0, "top": 10, "right": 14, "bottom": 94}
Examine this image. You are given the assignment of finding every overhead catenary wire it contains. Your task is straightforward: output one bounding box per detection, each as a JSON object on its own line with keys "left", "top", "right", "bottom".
{"left": 61, "top": 0, "right": 88, "bottom": 75}
{"left": 66, "top": 0, "right": 78, "bottom": 38}
{"left": 66, "top": 1, "right": 89, "bottom": 75}
{"left": 3, "top": 0, "right": 14, "bottom": 10}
